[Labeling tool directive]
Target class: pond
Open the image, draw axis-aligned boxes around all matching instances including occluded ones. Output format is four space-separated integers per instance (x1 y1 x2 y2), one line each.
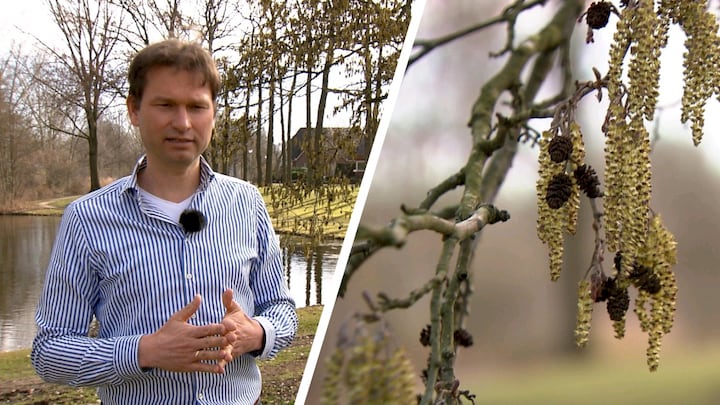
0 215 340 352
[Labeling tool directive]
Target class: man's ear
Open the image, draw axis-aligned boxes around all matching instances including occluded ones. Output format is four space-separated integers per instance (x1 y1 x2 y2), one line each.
127 96 140 126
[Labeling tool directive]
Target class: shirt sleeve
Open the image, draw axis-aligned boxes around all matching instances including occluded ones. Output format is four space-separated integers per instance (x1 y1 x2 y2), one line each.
249 188 298 359
31 204 146 386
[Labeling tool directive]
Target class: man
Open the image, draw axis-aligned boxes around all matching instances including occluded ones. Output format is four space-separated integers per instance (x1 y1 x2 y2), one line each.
31 39 297 405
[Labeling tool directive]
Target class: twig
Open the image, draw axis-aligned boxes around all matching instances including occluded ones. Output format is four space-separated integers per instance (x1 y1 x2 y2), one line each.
409 0 548 67
419 168 466 211
376 274 447 310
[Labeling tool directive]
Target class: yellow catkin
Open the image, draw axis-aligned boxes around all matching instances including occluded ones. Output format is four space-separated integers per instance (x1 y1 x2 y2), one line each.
634 214 678 371
386 348 417 402
604 82 652 264
634 290 651 332
627 0 665 121
603 2 634 256
324 320 418 404
662 0 720 145
568 122 586 167
647 324 663 372
321 348 346 405
566 123 584 235
626 119 651 260
536 131 569 281
574 280 593 348
612 318 626 340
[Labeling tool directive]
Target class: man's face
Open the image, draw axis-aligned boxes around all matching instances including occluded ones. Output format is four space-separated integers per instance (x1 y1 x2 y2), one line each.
127 66 215 170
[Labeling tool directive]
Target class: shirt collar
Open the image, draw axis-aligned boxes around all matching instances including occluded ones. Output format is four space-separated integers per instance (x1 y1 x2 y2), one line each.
121 155 216 195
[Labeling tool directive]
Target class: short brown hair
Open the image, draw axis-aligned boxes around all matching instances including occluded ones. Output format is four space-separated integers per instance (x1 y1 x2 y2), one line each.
127 39 221 105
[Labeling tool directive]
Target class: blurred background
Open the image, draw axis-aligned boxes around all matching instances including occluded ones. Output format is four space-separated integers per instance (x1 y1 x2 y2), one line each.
306 1 720 404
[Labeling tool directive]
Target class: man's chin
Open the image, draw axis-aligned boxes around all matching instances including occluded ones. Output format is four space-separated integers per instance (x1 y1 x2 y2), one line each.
156 153 201 168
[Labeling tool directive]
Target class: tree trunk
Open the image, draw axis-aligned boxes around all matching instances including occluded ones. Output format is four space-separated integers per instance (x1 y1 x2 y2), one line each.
243 86 251 180
87 113 100 191
255 75 263 185
313 50 334 186
285 69 298 184
266 79 275 186
305 68 313 186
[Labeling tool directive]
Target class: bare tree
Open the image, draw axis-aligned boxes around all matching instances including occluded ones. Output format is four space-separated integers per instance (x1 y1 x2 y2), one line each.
0 49 34 205
111 0 190 50
35 0 123 191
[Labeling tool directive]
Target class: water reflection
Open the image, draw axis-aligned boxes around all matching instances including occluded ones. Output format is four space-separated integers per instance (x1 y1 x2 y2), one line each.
0 216 60 352
281 235 340 308
0 216 339 352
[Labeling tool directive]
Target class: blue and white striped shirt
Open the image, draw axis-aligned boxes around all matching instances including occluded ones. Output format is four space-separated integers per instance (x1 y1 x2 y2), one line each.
31 156 297 404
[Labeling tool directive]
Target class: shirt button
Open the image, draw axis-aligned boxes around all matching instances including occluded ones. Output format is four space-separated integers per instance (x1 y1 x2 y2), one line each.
198 392 204 400
186 273 193 280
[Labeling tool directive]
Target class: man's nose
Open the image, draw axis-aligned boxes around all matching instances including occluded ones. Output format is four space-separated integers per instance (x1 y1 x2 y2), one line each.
172 107 192 131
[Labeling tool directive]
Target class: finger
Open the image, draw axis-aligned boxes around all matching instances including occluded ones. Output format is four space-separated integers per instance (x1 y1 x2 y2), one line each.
221 318 238 334
217 344 233 370
189 323 227 339
188 361 225 375
195 335 229 350
222 289 240 313
195 346 232 362
222 325 238 341
172 294 202 322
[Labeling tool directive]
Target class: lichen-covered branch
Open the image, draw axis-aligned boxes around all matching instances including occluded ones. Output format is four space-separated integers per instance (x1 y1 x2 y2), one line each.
331 1 599 403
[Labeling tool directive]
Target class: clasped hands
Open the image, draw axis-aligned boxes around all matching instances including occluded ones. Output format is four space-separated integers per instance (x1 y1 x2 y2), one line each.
138 289 264 374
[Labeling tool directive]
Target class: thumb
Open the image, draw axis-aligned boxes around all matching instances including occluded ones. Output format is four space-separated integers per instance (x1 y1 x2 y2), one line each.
173 294 202 322
222 289 241 313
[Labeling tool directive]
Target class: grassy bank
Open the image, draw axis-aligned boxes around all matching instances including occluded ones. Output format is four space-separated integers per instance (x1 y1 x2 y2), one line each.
0 305 322 405
4 184 358 239
262 184 358 240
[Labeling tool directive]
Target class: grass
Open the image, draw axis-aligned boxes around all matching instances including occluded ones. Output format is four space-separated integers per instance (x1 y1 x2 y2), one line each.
0 305 322 405
471 344 720 404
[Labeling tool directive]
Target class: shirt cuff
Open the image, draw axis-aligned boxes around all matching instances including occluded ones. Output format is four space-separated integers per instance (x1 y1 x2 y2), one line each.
252 316 275 359
114 335 147 379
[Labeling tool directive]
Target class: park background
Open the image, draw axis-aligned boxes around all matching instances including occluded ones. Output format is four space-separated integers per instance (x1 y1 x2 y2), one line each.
0 0 415 403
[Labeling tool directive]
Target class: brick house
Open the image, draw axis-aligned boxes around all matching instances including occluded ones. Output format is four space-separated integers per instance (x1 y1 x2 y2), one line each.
288 127 369 182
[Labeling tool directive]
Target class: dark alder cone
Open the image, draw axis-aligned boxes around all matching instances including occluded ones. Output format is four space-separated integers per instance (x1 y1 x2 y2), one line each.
607 285 630 321
630 264 662 295
179 209 207 233
574 164 602 198
548 136 573 163
419 325 431 347
595 276 615 303
545 173 573 209
454 328 474 348
586 1 613 29
614 251 622 272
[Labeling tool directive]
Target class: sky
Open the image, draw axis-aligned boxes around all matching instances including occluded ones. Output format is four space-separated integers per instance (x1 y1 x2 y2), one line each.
1 0 57 50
